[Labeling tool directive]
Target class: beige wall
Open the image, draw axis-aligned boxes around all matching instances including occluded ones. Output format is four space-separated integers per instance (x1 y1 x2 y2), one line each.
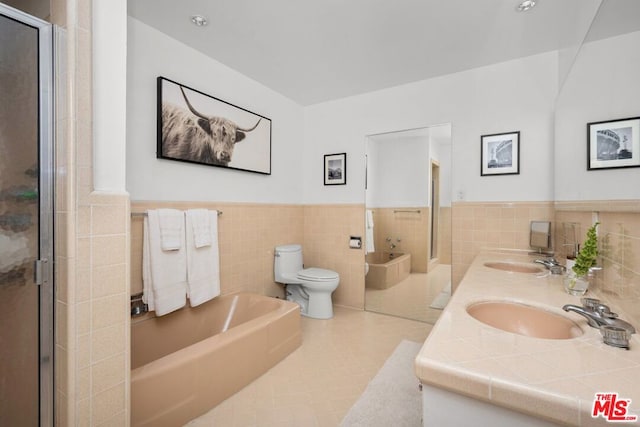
451 200 640 330
130 201 304 299
129 203 363 310
53 0 131 425
451 201 555 288
555 200 640 330
130 203 451 313
303 204 365 309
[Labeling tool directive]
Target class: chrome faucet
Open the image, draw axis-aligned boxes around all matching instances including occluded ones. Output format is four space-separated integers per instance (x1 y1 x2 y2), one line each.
534 257 565 274
130 292 149 317
385 237 397 250
563 298 636 335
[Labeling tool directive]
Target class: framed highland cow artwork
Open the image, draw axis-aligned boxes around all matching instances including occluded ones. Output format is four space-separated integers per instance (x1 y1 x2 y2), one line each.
157 77 272 174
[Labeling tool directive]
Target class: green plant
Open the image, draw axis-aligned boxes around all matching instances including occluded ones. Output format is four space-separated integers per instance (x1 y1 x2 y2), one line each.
572 222 599 277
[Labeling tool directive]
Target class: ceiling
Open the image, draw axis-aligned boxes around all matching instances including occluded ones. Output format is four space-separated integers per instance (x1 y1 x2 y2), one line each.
128 0 639 106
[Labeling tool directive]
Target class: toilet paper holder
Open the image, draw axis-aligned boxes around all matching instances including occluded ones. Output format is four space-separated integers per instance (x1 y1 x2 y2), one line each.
349 236 362 249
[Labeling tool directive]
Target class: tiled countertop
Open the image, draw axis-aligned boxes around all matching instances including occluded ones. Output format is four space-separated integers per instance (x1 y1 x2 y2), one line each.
415 250 640 426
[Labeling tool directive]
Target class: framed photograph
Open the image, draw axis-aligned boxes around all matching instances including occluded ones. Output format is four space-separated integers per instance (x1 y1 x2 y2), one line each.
157 76 272 175
480 131 520 176
587 116 640 170
324 153 347 185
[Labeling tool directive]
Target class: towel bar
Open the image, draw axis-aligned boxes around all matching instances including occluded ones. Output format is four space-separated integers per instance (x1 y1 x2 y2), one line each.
131 210 223 217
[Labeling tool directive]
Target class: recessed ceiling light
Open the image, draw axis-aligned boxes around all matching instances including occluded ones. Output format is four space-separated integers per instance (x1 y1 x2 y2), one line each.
516 0 537 12
190 15 208 27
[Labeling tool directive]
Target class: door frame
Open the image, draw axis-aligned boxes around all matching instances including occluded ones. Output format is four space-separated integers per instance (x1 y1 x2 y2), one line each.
0 4 55 425
430 159 440 262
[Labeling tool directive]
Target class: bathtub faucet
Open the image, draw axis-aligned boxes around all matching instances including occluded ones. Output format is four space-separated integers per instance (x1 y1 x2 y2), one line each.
385 237 395 249
386 237 400 250
130 292 148 316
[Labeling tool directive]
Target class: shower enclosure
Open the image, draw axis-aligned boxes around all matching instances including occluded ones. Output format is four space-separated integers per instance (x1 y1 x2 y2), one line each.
0 4 54 426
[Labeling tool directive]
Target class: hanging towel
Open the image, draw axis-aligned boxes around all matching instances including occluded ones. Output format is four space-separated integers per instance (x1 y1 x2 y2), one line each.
188 208 212 248
366 209 375 228
142 210 187 316
185 209 221 307
142 218 155 312
365 210 375 254
157 208 184 251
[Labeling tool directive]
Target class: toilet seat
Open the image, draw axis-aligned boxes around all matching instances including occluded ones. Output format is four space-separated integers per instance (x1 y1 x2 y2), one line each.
297 268 339 282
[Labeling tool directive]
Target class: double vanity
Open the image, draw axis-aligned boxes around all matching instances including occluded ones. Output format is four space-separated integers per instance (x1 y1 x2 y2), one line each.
415 250 639 426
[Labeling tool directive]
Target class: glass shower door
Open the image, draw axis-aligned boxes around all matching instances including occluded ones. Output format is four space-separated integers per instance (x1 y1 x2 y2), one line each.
0 5 53 426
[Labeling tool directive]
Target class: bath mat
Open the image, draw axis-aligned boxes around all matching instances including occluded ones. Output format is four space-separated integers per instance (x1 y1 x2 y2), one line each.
340 340 423 427
429 281 451 310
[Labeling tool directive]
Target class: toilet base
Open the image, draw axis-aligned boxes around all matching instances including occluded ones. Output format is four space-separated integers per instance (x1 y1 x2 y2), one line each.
285 284 308 315
285 284 334 319
306 292 334 319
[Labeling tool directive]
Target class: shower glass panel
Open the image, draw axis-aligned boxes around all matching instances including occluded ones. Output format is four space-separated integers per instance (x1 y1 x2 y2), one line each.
0 5 53 426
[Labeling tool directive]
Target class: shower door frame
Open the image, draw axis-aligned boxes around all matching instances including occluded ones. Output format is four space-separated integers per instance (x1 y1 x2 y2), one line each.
1 4 55 426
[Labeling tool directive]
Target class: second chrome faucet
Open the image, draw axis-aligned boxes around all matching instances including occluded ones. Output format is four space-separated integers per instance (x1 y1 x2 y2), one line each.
563 298 635 334
534 257 566 275
563 298 635 348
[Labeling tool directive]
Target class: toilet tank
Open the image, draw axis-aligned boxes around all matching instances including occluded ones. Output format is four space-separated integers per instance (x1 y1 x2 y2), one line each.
274 244 303 283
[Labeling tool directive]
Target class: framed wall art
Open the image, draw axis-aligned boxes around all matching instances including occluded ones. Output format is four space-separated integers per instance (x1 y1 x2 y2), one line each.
480 131 520 176
324 153 347 185
587 116 640 170
157 76 272 175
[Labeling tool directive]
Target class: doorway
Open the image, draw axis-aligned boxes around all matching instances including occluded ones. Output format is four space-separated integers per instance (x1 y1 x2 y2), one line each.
364 123 452 324
0 4 54 426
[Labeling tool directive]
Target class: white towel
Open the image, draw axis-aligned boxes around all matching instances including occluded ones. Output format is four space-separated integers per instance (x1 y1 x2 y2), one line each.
185 210 221 307
365 210 375 254
142 210 187 316
157 208 184 250
366 209 375 229
142 218 155 311
188 208 212 248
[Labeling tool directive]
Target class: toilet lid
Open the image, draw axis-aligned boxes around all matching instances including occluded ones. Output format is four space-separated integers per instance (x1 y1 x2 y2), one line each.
297 268 339 281
276 244 302 253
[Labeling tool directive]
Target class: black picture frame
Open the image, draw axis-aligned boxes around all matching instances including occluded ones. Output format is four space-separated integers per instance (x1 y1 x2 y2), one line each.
324 153 347 185
157 76 272 175
587 116 640 170
480 131 520 176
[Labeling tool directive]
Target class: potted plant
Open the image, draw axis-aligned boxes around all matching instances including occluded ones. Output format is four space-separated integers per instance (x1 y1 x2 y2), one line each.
564 222 599 296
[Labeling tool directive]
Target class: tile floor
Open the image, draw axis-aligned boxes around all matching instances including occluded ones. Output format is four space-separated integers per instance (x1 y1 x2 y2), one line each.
365 265 451 324
186 307 432 426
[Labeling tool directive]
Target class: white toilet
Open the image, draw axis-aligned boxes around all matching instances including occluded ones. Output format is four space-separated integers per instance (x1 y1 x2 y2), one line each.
274 244 339 319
